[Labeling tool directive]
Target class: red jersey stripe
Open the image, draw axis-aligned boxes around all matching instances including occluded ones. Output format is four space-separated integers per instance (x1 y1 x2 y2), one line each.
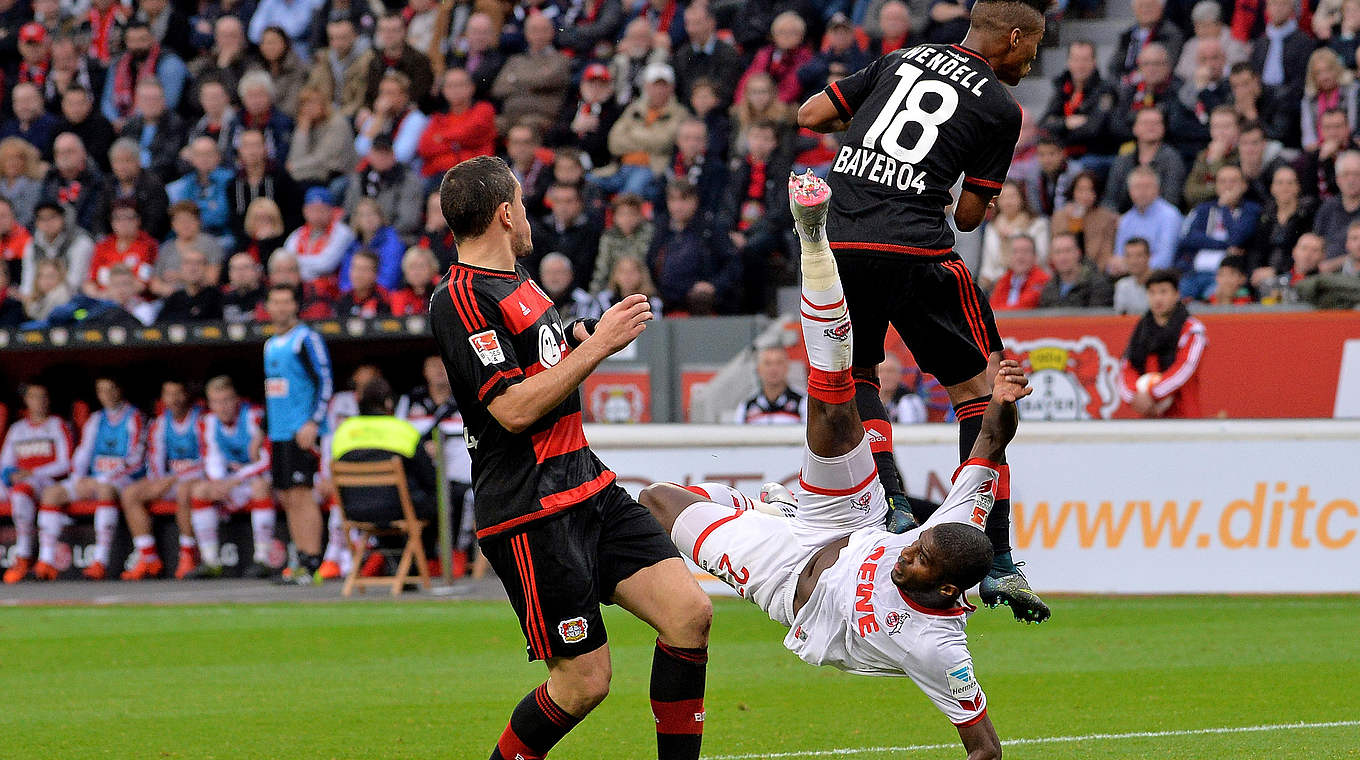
830 241 952 256
691 510 742 559
963 176 1003 189
498 280 554 335
540 470 615 509
651 698 707 735
829 81 852 115
530 412 589 464
477 368 524 401
799 467 879 496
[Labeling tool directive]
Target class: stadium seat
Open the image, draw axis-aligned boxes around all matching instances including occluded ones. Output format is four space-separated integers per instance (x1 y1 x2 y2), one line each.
332 457 430 597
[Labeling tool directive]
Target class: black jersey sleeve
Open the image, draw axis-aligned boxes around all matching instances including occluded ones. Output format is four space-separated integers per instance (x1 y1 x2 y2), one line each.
961 103 1022 198
823 52 899 121
430 285 525 405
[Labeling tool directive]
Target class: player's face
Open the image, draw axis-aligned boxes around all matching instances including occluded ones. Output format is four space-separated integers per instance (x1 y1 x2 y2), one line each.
266 289 299 326
1146 282 1179 319
24 386 49 417
508 183 534 259
998 29 1044 86
95 379 122 410
162 383 188 415
891 529 947 591
208 388 239 421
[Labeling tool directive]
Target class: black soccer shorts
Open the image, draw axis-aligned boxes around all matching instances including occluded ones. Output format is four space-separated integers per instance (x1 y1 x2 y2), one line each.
271 440 319 490
836 252 1004 387
480 483 681 662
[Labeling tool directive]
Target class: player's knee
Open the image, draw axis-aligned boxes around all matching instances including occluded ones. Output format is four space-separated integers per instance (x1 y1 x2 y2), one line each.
559 663 611 711
40 485 63 503
659 584 713 647
250 480 270 500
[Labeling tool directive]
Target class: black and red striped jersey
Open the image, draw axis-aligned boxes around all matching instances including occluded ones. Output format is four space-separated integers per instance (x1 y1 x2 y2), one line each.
430 261 613 539
823 44 1022 257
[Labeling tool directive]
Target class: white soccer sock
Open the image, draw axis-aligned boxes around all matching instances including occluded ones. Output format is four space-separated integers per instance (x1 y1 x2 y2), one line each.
322 506 346 563
192 508 220 567
36 508 67 564
179 534 197 549
250 508 276 563
686 482 756 511
92 505 119 565
9 490 36 558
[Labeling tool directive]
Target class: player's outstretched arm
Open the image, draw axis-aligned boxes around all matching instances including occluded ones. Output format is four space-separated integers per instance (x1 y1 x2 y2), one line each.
953 189 996 233
487 294 652 433
957 713 1002 760
969 359 1030 464
796 92 849 134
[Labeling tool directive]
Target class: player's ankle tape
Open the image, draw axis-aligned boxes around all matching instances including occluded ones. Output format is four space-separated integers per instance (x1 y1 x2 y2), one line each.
808 368 855 404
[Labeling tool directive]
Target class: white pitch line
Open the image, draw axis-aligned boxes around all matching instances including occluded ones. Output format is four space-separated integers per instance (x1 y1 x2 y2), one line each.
706 719 1360 759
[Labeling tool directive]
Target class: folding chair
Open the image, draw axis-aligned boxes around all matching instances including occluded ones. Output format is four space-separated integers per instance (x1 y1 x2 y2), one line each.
332 457 431 596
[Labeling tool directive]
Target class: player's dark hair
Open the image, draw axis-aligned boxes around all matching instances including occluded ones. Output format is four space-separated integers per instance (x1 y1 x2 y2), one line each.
352 248 380 269
1229 61 1258 78
1146 268 1180 290
1219 255 1248 275
1124 236 1151 256
358 377 394 416
439 155 519 243
1240 120 1265 138
971 0 1046 34
932 524 994 592
268 282 300 302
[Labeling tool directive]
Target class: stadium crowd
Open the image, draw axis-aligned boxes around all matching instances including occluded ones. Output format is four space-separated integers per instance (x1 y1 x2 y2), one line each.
0 0 1357 332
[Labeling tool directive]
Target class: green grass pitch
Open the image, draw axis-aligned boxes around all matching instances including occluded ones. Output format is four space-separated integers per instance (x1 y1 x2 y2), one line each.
4 596 1358 759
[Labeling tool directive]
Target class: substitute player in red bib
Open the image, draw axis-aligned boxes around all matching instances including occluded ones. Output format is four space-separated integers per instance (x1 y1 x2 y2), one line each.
640 175 1025 758
796 0 1050 623
431 156 712 760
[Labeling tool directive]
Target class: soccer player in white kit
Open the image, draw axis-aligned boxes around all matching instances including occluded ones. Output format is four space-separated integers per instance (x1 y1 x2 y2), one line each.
641 173 1026 759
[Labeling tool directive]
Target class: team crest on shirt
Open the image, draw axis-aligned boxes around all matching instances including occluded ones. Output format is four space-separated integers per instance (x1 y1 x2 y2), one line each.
884 610 905 635
850 491 873 512
469 330 505 366
558 617 589 644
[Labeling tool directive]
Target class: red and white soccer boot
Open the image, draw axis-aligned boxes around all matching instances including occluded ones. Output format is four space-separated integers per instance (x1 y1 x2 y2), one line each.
121 556 164 581
174 547 200 579
3 557 33 584
316 560 342 580
32 560 59 581
83 561 107 580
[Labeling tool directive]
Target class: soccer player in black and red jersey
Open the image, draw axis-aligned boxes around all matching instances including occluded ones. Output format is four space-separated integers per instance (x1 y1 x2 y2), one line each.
430 156 712 760
796 0 1051 623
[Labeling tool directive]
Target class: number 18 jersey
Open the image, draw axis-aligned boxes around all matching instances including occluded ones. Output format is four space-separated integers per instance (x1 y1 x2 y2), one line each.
824 44 1022 257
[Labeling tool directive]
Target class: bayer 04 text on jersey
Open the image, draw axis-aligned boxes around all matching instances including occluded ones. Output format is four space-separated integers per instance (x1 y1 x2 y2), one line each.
831 145 929 194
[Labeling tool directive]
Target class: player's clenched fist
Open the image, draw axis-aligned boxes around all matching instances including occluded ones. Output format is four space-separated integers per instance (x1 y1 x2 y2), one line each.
992 359 1032 404
590 293 653 355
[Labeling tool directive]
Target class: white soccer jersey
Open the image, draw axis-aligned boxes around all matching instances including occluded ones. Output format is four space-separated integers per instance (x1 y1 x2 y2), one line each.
0 416 73 482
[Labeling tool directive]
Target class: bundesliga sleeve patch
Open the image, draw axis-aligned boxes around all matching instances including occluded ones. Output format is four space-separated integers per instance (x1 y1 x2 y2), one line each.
469 330 506 366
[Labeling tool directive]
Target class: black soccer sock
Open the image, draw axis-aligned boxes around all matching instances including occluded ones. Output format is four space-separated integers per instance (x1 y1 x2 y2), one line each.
954 395 1013 556
299 551 322 573
651 638 707 760
489 683 582 760
853 373 904 498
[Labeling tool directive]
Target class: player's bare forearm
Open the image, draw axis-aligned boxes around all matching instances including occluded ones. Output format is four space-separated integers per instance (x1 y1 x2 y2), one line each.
797 92 849 133
486 341 611 433
953 189 994 232
970 360 1030 463
957 714 1001 760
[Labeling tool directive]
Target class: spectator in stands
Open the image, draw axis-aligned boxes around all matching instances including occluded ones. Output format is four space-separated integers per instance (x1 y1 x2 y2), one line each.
0 83 60 160
1110 44 1197 155
600 63 686 200
100 22 187 127
168 137 236 251
286 85 357 191
1177 2 1248 83
1323 0 1360 64
447 13 504 104
229 129 302 242
1208 254 1254 304
248 0 320 56
188 17 252 104
56 86 114 174
979 180 1049 291
726 119 794 314
1040 233 1114 308
1313 150 1360 259
367 13 434 111
88 199 156 296
155 202 224 297
389 246 438 316
1250 164 1318 290
738 12 813 105
419 190 456 270
674 2 744 107
1227 63 1289 146
734 346 805 424
688 79 732 161
797 13 868 100
538 251 597 322
1042 40 1117 160
554 0 625 58
241 198 289 264
1113 237 1154 314
591 193 654 293
417 68 496 181
1052 172 1119 274
135 0 192 60
335 249 391 317
81 0 129 67
990 233 1051 311
1294 108 1352 200
594 255 663 315
259 250 335 320
1177 164 1260 299
48 40 108 123
252 26 307 116
342 197 404 291
85 264 158 326
924 0 972 44
1120 268 1207 418
305 19 373 119
116 79 186 184
610 17 669 107
649 178 740 315
731 72 795 159
1105 108 1187 212
531 183 601 290
669 118 728 216
547 64 623 173
1111 0 1185 84
223 252 266 323
355 71 427 168
1238 120 1287 202
284 187 354 285
98 138 170 241
345 136 423 241
1277 232 1327 300
1183 105 1241 208
21 200 93 295
0 265 24 326
1341 220 1360 276
230 72 294 166
1250 0 1314 107
552 148 607 221
492 13 571 132
41 132 106 234
185 80 237 169
1030 137 1083 217
875 354 927 425
1301 49 1359 154
0 198 28 284
14 23 55 93
22 258 71 322
0 137 43 228
157 248 223 322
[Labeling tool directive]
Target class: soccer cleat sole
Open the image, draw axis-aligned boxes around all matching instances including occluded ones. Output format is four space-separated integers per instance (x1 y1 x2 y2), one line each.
980 574 1052 624
789 170 831 240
